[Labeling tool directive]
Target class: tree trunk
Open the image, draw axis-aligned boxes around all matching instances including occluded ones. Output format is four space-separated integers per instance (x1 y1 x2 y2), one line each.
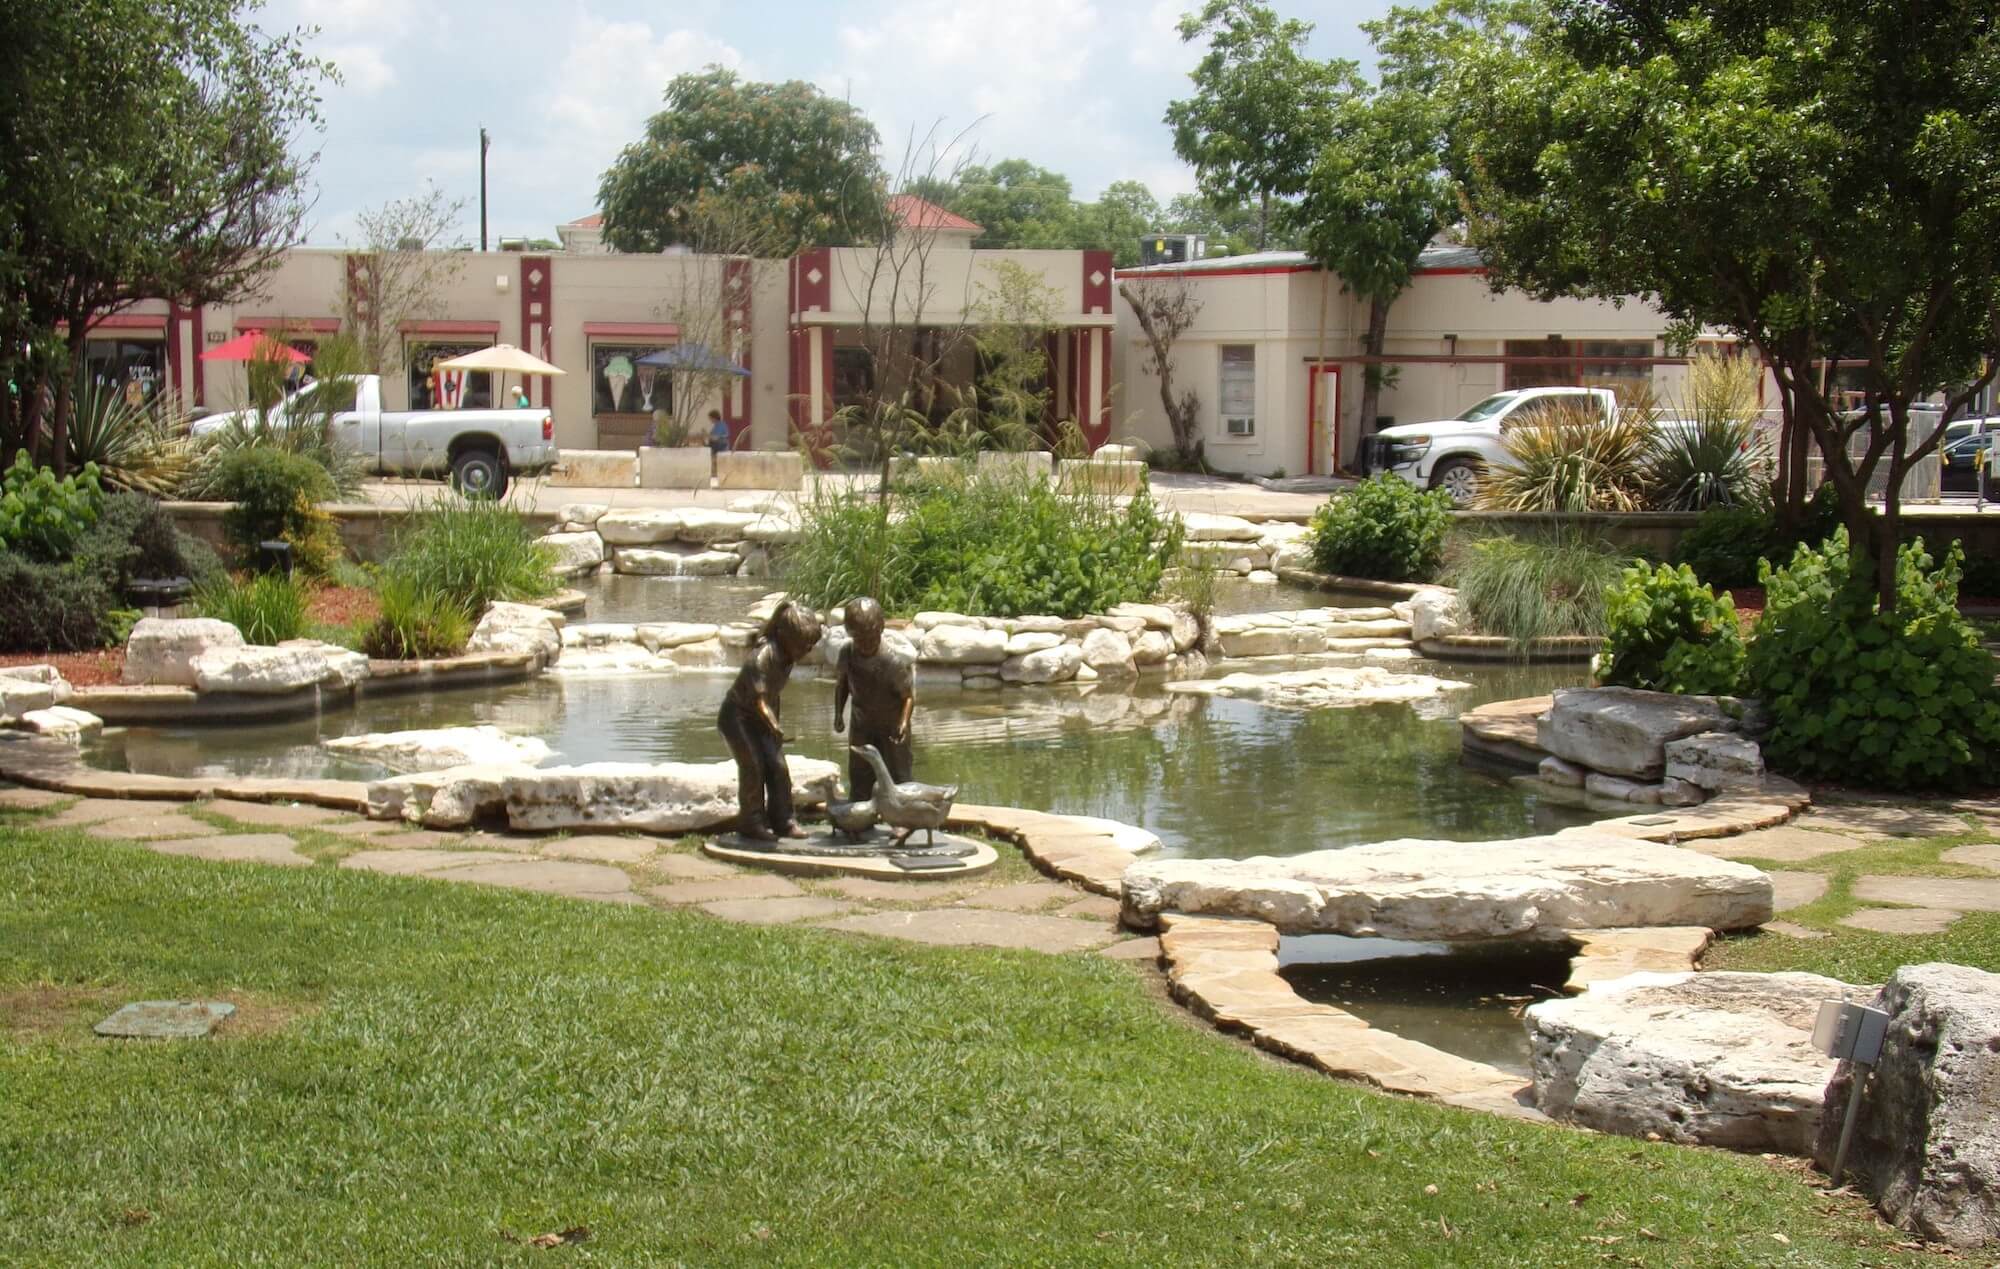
1354 295 1392 471
1256 190 1271 252
49 330 82 478
1313 269 1329 475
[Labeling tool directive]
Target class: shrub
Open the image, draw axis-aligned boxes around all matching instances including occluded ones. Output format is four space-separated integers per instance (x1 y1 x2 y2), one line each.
360 574 473 659
194 571 311 645
0 553 117 652
1644 416 1764 511
1746 530 2000 790
210 446 341 575
1597 563 1746 694
1307 475 1452 582
375 497 557 617
0 453 103 559
1476 405 1651 512
1673 485 1843 590
783 471 1180 618
1448 529 1634 648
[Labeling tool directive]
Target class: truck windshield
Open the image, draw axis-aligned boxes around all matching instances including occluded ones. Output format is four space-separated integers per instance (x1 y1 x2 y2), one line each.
1455 393 1517 423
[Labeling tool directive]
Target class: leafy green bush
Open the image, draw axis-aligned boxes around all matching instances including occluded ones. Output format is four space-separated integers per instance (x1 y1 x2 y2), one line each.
1448 529 1635 648
360 574 473 659
0 553 117 652
1597 563 1746 694
210 447 341 575
375 498 557 617
194 571 311 645
1673 485 1842 590
1746 530 2000 790
783 472 1181 618
1307 475 1451 582
0 453 103 559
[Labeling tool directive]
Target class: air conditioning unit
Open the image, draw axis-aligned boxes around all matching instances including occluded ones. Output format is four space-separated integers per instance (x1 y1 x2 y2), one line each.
1224 416 1254 436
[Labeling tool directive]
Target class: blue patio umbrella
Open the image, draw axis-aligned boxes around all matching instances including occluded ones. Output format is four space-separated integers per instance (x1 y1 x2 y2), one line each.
634 343 750 376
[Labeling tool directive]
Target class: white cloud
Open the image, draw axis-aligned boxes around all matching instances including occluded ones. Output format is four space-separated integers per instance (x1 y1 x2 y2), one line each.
545 19 746 151
323 42 394 95
289 0 414 39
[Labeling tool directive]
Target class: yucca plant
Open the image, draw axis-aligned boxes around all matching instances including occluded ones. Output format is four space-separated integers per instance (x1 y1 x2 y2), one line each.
1476 400 1652 512
67 378 197 495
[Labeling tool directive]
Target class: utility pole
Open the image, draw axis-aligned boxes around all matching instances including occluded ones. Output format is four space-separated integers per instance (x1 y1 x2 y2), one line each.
479 126 491 251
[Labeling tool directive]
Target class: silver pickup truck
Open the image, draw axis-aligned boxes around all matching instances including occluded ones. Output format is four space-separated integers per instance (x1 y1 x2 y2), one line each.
191 373 559 497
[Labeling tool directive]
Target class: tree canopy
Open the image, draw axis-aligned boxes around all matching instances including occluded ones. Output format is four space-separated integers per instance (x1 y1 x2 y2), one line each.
0 0 328 470
1453 0 2000 610
1164 0 1348 249
597 70 884 255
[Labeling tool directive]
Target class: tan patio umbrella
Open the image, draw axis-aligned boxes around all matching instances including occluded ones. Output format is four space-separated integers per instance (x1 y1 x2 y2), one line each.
432 343 565 408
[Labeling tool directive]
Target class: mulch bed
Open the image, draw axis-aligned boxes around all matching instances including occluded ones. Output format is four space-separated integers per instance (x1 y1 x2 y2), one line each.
0 649 125 687
306 585 379 629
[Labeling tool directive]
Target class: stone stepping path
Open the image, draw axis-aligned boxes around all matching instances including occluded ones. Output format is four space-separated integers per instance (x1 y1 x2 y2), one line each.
1942 844 2000 871
821 908 1119 954
47 797 184 827
150 833 310 867
1792 802 1969 839
0 787 65 810
961 880 1078 912
1694 825 1869 863
1839 907 1961 935
85 814 210 841
1852 875 2000 912
1767 870 1829 912
650 876 801 905
542 835 661 864
205 799 347 829
700 896 856 925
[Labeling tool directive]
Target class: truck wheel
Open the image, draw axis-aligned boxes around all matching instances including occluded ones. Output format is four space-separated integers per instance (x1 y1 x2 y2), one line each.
451 447 507 499
1431 457 1482 507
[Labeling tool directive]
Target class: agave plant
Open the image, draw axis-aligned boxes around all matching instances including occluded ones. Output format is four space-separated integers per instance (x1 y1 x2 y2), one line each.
66 377 197 495
1644 351 1769 510
1476 401 1652 512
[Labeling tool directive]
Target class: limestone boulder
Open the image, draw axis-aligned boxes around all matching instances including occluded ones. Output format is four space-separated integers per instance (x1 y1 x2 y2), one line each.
366 763 518 826
1526 970 1850 1154
1121 831 1775 937
595 508 686 546
17 704 102 742
1538 687 1751 780
557 502 608 528
539 531 606 575
1815 963 2000 1250
1000 643 1083 684
278 639 370 689
191 645 330 695
1080 627 1136 679
1181 512 1261 542
1132 629 1174 666
1396 590 1463 642
0 677 57 723
123 617 244 687
1170 610 1202 652
1 663 73 705
1166 666 1471 712
1005 631 1065 656
920 624 1009 665
500 757 841 832
466 602 563 664
1108 602 1177 629
677 549 742 577
327 725 553 774
1539 756 1586 788
1665 731 1765 792
635 622 720 652
611 547 687 576
674 508 757 543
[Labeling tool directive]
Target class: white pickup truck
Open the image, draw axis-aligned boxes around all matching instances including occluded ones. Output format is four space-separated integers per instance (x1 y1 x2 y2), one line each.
1365 386 1620 505
191 373 559 498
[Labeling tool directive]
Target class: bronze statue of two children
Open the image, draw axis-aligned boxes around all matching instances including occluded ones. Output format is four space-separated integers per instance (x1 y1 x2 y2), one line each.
717 597 914 841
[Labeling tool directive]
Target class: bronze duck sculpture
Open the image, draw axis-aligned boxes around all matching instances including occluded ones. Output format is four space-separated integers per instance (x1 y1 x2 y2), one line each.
853 744 956 846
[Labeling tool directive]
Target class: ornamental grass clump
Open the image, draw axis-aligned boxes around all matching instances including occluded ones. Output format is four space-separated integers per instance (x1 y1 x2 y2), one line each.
375 496 557 617
194 570 311 645
1597 562 1745 695
1746 530 2000 790
1447 528 1635 649
782 470 1180 619
1306 474 1451 582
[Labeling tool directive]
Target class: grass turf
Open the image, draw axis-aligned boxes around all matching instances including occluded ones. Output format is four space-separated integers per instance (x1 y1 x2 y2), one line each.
0 822 1921 1266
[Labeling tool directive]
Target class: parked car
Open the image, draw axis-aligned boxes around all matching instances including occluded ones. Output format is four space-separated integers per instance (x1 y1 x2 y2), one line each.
1365 386 1620 505
191 374 558 497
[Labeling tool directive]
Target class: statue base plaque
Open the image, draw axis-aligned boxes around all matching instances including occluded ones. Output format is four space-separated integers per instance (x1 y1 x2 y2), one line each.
705 824 997 880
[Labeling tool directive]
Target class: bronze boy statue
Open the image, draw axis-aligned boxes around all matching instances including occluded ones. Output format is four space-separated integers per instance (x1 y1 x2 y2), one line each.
832 597 915 801
718 600 822 841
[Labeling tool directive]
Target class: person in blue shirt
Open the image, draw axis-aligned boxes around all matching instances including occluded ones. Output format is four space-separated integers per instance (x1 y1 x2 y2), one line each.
707 409 731 454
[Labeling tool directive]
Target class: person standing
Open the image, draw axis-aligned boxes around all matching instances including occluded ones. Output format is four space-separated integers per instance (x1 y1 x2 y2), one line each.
707 408 731 455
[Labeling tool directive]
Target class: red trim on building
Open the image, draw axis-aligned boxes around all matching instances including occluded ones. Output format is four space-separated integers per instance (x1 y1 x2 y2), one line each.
399 319 501 335
581 321 681 338
520 256 553 408
234 316 342 334
1114 262 1490 281
722 257 752 446
788 249 834 458
1306 363 1342 477
1082 250 1113 316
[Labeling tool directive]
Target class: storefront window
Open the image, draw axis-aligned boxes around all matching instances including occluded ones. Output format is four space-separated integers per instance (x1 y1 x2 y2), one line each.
1218 345 1256 437
407 342 492 409
82 337 166 410
1504 339 1655 392
591 344 673 417
832 347 875 409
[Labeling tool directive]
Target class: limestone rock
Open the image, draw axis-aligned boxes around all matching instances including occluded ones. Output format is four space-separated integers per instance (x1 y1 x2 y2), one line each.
920 624 1009 665
677 549 741 577
1000 643 1083 684
1108 602 1178 629
327 725 552 774
467 602 563 664
366 763 517 826
1815 963 2000 1249
635 622 720 652
1080 627 1136 679
1132 629 1174 666
1584 772 1666 804
1170 610 1201 652
1094 614 1148 634
1121 831 1775 937
912 611 972 629
1665 731 1766 792
557 502 607 528
539 530 606 575
673 508 757 543
17 704 102 741
1525 970 1850 1153
1397 590 1463 642
123 617 244 687
1181 512 1261 541
1539 756 1587 788
278 639 369 689
0 677 57 722
1 663 73 705
611 547 686 576
1165 666 1471 712
1538 687 1751 780
1004 631 1064 656
595 508 686 546
500 758 841 833
191 645 330 695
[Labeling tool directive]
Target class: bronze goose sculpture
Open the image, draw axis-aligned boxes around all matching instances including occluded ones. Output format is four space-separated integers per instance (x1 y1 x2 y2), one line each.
852 744 956 846
826 792 879 842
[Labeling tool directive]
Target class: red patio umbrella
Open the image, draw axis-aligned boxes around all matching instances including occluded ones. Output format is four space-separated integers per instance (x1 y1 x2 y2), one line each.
198 330 310 362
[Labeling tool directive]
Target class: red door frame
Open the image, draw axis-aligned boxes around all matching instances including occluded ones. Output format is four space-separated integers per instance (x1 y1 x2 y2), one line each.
1306 362 1341 477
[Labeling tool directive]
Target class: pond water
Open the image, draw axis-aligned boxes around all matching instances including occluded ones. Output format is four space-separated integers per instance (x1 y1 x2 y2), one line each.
1279 935 1576 1076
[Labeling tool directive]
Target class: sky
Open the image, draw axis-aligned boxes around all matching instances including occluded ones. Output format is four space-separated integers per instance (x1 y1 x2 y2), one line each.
261 0 1395 246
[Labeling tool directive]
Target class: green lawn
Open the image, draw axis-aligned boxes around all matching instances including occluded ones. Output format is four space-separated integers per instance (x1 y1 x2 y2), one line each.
0 822 1920 1266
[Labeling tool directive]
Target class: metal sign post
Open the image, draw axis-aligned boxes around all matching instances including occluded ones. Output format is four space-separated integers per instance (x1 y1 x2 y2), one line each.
1813 998 1891 1187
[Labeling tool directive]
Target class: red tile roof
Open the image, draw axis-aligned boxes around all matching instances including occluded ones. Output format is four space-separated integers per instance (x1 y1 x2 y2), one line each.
888 194 982 234
566 212 604 228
